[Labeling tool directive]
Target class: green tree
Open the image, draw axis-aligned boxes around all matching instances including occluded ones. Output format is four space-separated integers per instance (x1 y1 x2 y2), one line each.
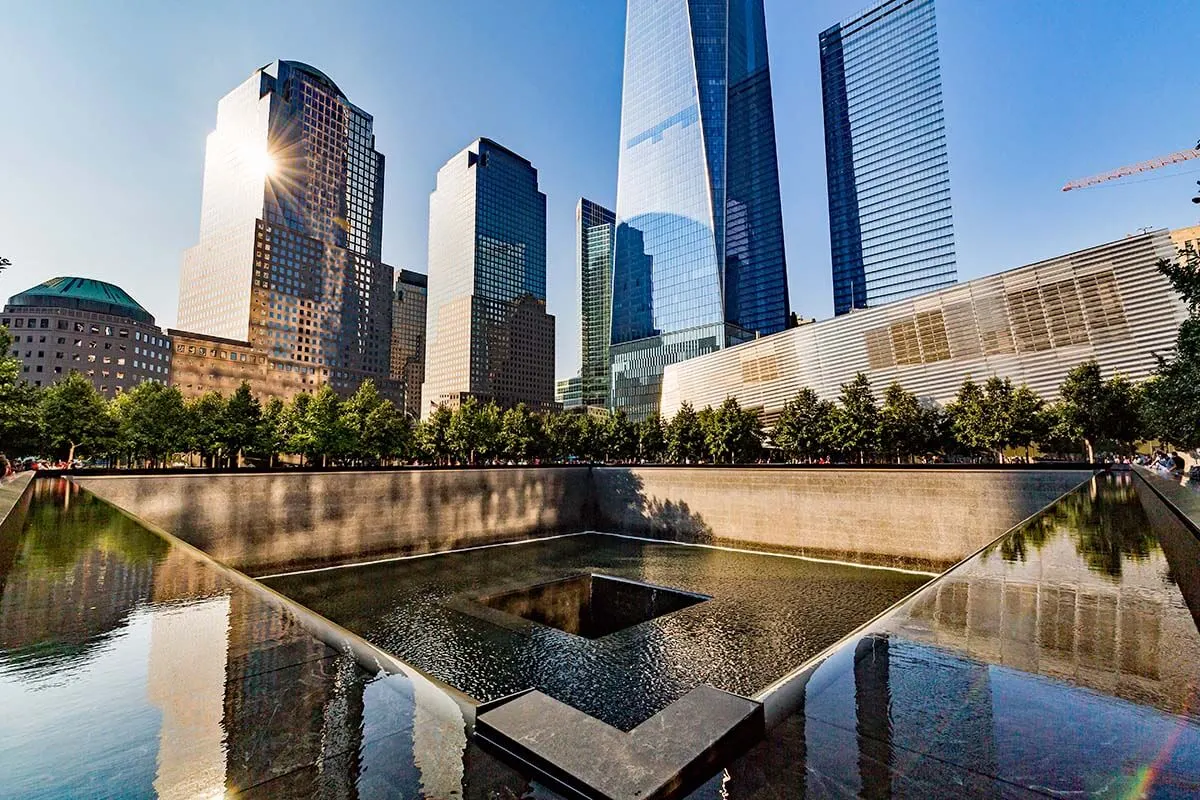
665 402 705 463
705 396 763 464
1143 243 1200 450
1008 385 1046 460
39 371 112 462
111 382 188 466
832 373 880 463
1142 334 1200 451
419 404 454 464
280 393 314 464
448 397 485 464
542 412 579 462
1100 374 1143 455
1157 240 1200 314
636 414 666 462
253 397 287 466
305 385 349 466
363 400 412 464
500 403 540 462
771 388 835 462
604 410 637 462
948 378 988 458
340 380 384 463
575 413 608 462
222 382 262 467
1057 363 1105 461
185 391 226 467
949 377 1024 461
696 406 716 461
920 399 953 458
476 401 503 462
0 326 41 456
980 377 1017 460
879 383 925 463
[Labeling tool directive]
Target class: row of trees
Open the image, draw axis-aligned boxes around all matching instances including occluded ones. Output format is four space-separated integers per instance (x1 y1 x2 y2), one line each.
769 365 1140 464
2 243 1197 467
0 353 1160 468
19 373 417 468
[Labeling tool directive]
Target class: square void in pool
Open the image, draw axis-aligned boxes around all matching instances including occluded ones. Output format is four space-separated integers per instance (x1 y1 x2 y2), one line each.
263 533 929 730
478 573 710 639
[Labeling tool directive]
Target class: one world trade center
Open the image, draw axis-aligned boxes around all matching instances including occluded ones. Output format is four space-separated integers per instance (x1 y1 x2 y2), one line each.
610 0 790 420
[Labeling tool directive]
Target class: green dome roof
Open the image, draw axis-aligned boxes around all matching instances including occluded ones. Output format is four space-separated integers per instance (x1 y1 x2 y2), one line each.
7 277 155 325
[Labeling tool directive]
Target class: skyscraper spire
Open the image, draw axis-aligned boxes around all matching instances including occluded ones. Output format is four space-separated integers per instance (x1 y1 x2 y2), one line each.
610 0 789 421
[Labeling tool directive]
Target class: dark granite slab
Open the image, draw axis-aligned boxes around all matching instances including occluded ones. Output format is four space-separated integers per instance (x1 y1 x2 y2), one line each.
478 684 763 800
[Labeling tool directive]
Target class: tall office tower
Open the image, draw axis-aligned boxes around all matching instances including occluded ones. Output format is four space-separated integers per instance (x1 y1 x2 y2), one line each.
390 268 428 419
577 198 615 408
611 0 789 421
420 139 555 416
177 60 394 400
821 0 956 316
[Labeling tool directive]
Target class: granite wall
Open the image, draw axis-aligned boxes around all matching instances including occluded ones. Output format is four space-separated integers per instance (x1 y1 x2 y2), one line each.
592 467 1095 571
75 468 593 576
75 466 1095 577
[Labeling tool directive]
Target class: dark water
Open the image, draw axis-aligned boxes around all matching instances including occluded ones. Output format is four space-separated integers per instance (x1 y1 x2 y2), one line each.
6 473 1198 799
264 533 930 730
704 472 1200 799
0 480 483 799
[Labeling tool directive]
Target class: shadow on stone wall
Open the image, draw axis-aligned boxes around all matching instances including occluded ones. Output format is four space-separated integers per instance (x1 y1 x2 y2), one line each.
598 469 714 545
82 469 595 575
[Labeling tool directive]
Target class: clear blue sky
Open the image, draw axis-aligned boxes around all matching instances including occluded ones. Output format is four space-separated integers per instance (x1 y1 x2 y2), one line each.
1 0 1198 379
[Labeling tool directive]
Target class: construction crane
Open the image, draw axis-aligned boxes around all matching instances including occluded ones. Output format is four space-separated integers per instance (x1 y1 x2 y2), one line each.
1062 140 1200 192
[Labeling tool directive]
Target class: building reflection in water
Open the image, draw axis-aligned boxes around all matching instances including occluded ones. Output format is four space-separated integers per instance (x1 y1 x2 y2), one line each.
885 473 1200 718
712 473 1200 799
147 595 230 800
0 480 470 799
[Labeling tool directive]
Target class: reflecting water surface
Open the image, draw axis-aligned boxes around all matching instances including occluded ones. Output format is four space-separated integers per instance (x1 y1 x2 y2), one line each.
0 480 517 799
703 473 1200 799
265 533 928 731
7 473 1197 799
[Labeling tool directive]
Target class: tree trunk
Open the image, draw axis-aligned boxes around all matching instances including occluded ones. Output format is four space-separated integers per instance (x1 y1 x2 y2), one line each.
67 442 77 464
1084 439 1095 463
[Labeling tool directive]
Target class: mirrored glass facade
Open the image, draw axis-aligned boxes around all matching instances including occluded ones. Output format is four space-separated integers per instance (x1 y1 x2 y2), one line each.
611 0 789 421
421 139 555 416
390 268 427 419
821 0 957 316
578 198 615 408
178 60 395 401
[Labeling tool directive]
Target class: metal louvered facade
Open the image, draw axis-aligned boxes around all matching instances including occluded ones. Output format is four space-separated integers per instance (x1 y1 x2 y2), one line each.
661 230 1186 424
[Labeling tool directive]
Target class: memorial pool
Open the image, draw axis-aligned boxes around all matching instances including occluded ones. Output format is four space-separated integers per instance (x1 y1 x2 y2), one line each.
263 533 930 730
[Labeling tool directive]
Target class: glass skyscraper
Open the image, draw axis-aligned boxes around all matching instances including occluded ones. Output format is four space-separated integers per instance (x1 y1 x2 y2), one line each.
390 268 427 419
421 139 555 416
611 0 789 421
821 0 956 316
177 60 394 400
577 198 615 409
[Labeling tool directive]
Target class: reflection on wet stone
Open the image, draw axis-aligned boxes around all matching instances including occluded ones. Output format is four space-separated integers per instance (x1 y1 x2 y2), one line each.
0 480 478 799
715 473 1200 799
4 470 1200 799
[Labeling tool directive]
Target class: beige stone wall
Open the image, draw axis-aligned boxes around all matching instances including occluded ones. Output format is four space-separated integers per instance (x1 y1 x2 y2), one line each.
76 468 593 576
76 466 1095 578
592 467 1094 571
